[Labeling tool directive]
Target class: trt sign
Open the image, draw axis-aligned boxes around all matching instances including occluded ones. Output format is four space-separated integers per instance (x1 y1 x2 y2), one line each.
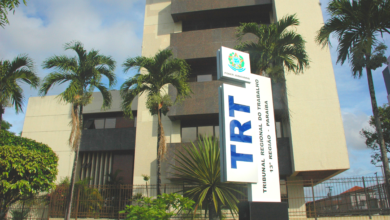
218 46 281 202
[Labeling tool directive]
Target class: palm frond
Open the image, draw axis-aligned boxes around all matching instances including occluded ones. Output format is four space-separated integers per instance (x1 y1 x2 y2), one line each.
171 137 243 218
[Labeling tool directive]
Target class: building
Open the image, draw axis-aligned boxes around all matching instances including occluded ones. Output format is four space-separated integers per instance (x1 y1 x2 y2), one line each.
382 56 390 104
21 0 350 216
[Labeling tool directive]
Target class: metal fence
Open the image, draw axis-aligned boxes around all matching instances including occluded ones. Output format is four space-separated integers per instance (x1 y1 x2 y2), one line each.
284 176 390 219
5 176 390 220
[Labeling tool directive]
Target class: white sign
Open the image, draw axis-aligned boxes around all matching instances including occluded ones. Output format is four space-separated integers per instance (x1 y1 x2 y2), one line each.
217 46 281 202
217 46 251 84
219 83 260 183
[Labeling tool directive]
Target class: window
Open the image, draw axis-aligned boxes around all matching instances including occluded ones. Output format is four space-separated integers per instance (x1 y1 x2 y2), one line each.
95 119 105 129
214 126 219 139
276 122 282 138
197 75 212 82
105 118 116 128
84 116 136 130
182 127 197 142
181 125 219 142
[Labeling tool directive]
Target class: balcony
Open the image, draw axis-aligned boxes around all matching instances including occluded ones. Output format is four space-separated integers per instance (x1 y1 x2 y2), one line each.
170 27 258 60
168 80 285 119
168 80 222 119
80 127 136 152
171 0 272 22
165 137 292 179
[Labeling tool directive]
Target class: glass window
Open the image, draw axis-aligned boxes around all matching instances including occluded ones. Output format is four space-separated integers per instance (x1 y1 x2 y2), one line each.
134 116 137 127
198 126 213 138
182 127 197 143
94 119 105 129
214 126 219 139
276 122 282 138
84 119 94 129
197 75 212 82
105 118 116 129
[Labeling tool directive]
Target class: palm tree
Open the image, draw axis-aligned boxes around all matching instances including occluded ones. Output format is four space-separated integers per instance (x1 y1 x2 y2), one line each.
0 54 39 130
316 0 390 202
39 41 116 220
172 136 244 220
235 14 309 80
121 49 191 195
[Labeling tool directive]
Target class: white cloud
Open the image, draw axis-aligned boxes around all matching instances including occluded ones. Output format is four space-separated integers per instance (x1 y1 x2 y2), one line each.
342 111 371 150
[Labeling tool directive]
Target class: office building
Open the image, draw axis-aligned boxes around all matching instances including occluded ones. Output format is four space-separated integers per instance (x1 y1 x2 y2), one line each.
22 0 350 215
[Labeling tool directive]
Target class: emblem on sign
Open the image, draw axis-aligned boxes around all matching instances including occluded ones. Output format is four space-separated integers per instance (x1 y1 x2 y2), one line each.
228 52 246 72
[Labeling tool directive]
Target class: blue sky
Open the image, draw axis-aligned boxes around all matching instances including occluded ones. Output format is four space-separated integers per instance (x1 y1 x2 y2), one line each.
0 0 388 178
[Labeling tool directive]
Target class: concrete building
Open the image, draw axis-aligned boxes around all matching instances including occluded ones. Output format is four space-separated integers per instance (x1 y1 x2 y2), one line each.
22 0 350 216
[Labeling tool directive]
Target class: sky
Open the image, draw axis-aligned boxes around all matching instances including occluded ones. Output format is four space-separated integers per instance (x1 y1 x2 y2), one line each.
0 0 389 178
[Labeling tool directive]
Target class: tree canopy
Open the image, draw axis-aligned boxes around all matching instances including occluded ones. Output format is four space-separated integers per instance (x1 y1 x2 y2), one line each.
0 54 39 130
235 14 309 80
0 0 27 28
0 130 58 220
0 120 11 131
361 105 390 165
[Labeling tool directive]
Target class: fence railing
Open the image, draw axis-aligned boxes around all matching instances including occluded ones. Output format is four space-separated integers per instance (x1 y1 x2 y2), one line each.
285 176 390 219
5 176 390 220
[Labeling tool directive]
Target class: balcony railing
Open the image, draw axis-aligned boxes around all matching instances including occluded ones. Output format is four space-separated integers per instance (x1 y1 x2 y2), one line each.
171 0 272 22
80 127 136 151
170 27 258 60
168 80 286 118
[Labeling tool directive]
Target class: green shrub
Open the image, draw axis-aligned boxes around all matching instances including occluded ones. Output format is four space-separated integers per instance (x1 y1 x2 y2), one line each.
120 193 194 220
0 130 58 220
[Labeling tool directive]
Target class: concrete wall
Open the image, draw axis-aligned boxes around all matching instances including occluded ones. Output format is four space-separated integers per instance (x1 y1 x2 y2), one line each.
22 96 72 182
133 0 182 185
272 0 350 176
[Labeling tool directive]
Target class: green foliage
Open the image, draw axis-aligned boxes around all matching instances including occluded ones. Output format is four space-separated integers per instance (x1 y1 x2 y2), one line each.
0 130 55 154
361 104 390 164
172 136 244 219
0 54 38 113
1 120 11 131
235 14 309 81
0 0 27 28
40 41 116 109
0 131 58 220
121 49 191 119
119 193 194 220
141 174 150 182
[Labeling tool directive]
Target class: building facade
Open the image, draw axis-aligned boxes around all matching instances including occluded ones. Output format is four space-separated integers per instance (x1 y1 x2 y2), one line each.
22 0 350 215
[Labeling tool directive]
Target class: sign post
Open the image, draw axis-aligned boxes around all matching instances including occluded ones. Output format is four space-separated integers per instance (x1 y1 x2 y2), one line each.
217 46 288 220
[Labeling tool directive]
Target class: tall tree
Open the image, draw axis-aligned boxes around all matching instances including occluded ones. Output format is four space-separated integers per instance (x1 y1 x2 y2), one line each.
0 54 39 130
172 136 243 220
316 0 390 201
121 49 191 195
40 41 116 220
0 120 11 131
235 14 309 80
361 104 390 165
0 0 27 28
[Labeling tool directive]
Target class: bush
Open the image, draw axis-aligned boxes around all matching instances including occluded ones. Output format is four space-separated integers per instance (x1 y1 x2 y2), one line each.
0 130 58 220
120 193 194 220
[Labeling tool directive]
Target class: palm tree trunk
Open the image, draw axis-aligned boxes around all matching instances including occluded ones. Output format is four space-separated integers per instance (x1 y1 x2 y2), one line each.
157 108 162 196
366 66 390 205
208 202 219 220
65 105 83 220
